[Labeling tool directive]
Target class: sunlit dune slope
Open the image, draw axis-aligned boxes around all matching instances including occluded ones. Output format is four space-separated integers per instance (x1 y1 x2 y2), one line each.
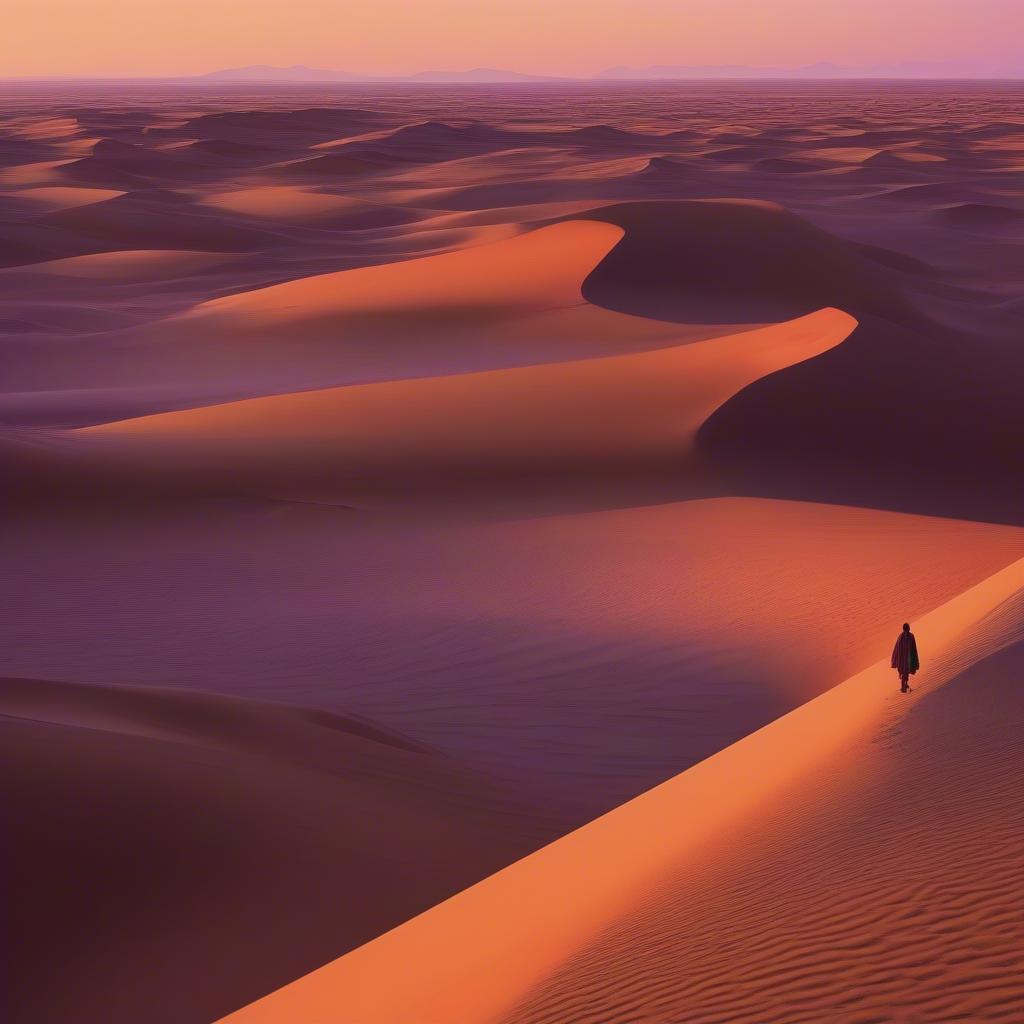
180 220 623 328
59 308 854 503
27 219 749 401
3 185 125 209
218 555 1024 1024
2 249 230 281
198 185 421 229
200 184 358 218
3 677 550 1024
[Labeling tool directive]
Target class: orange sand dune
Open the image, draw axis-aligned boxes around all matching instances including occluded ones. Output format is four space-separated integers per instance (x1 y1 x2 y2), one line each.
201 183 358 217
0 160 75 186
3 185 125 209
795 146 884 164
3 249 230 281
179 220 625 329
200 185 368 219
5 219 762 414
219 553 1024 1024
63 308 854 504
3 116 84 141
200 186 426 230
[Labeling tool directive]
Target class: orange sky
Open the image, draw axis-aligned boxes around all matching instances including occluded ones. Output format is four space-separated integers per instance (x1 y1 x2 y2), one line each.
4 0 1022 78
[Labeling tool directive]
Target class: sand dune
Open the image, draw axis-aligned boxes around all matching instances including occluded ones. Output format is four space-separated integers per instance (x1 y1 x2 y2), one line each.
2 248 230 280
937 201 1024 230
578 199 914 323
0 219 754 408
57 139 212 188
282 150 406 177
3 676 551 1024
178 107 397 145
0 158 74 185
38 189 283 252
51 308 853 504
699 306 1024 522
181 219 621 326
199 185 419 228
200 184 359 218
198 185 424 228
218 553 1024 1024
4 184 124 208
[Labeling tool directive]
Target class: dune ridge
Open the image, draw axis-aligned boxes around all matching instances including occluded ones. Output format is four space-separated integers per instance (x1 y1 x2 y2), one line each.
34 307 853 504
217 553 1024 1024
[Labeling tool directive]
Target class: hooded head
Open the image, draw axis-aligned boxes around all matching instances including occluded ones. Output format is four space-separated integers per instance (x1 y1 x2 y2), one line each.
902 623 911 633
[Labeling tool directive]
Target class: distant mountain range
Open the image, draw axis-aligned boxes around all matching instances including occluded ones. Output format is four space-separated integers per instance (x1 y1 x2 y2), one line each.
193 61 1024 84
597 60 1024 80
197 65 569 83
15 61 1023 85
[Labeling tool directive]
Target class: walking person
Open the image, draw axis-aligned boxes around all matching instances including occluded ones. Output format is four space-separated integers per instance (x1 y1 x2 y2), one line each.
891 622 920 693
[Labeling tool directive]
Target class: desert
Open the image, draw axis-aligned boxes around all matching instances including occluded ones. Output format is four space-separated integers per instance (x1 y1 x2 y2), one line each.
3 76 1023 1024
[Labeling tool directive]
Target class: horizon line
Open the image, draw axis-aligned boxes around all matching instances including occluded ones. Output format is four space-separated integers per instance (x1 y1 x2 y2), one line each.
5 73 1024 84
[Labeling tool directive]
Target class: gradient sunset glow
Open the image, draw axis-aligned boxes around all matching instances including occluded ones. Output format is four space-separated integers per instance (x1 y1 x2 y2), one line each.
4 0 1023 78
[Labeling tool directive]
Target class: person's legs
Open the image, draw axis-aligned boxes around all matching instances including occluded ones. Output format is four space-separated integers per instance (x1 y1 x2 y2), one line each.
900 671 910 692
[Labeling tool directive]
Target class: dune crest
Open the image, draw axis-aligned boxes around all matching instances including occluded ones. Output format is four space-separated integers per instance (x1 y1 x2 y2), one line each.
181 220 623 327
64 308 855 503
217 553 1024 1024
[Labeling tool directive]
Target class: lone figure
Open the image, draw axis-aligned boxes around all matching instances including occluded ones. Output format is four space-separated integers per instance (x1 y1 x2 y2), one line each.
891 622 920 693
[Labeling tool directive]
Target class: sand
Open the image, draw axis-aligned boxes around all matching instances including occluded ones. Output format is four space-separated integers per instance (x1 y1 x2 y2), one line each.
6 498 1023 825
218 555 1024 1024
41 307 850 505
2 184 125 208
2 248 230 280
2 80 1023 1024
4 677 551 1024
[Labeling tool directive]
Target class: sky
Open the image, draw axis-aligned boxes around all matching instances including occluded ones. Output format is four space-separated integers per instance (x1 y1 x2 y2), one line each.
3 0 1023 78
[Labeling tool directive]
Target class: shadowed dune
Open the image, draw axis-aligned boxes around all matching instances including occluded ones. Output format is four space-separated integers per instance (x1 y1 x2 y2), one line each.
578 199 915 323
184 138 287 163
3 676 552 1024
936 201 1024 230
698 309 1024 522
282 150 410 177
37 189 284 253
176 107 398 145
57 138 219 187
